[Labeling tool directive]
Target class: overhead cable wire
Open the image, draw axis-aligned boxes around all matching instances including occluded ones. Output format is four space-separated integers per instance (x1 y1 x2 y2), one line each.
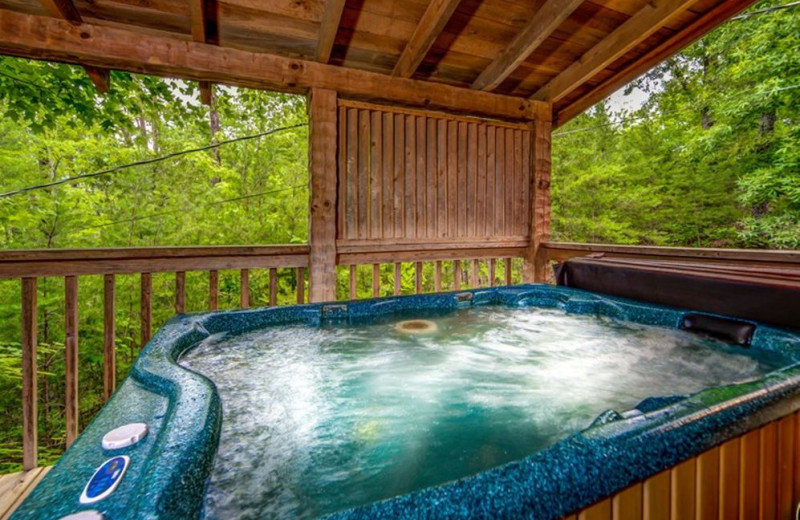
732 0 800 20
75 184 308 232
0 122 308 199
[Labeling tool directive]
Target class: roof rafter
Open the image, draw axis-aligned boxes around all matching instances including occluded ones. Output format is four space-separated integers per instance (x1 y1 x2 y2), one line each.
471 0 583 92
555 0 759 126
316 0 347 63
392 0 461 78
531 0 697 103
38 0 81 24
188 0 219 105
0 10 550 121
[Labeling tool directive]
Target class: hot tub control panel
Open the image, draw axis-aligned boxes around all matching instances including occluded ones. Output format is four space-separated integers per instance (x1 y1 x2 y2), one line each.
79 455 130 505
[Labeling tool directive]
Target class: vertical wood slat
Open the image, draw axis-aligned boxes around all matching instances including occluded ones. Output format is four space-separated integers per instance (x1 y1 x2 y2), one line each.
140 272 152 347
759 422 778 520
611 483 642 520
345 107 358 239
296 267 305 304
21 277 37 471
415 262 422 294
371 110 382 238
740 428 761 520
372 263 380 297
435 260 442 292
643 470 670 520
471 259 479 288
457 120 467 237
269 268 278 306
437 118 447 238
350 265 357 300
405 114 416 239
394 263 402 296
489 258 496 287
416 116 427 239
579 498 611 520
64 275 79 448
175 271 186 314
504 257 512 285
383 112 394 239
670 458 696 520
394 113 404 237
777 415 795 520
695 446 719 520
337 106 347 238
719 437 741 520
103 274 115 401
447 119 458 238
240 269 249 308
453 260 461 290
466 122 476 237
209 270 219 310
358 109 369 239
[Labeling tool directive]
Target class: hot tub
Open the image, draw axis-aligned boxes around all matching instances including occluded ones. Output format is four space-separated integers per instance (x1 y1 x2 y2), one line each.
10 285 800 520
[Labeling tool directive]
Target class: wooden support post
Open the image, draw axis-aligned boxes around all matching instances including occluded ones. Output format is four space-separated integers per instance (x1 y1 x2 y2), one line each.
175 271 186 313
65 275 79 448
435 261 442 292
523 118 552 283
103 274 115 401
269 267 278 306
394 263 401 296
504 258 512 285
471 260 479 288
297 267 305 304
140 272 151 347
209 270 218 310
240 269 249 308
21 277 37 471
308 88 338 302
349 265 357 300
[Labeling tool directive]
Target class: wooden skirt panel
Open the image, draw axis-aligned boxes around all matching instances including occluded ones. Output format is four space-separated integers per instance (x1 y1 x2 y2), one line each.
565 411 800 520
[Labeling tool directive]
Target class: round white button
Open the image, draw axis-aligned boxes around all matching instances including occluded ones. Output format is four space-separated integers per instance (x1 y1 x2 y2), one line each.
101 423 149 450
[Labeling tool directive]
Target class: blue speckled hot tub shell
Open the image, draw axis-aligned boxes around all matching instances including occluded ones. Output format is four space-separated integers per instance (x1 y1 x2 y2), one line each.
11 285 800 520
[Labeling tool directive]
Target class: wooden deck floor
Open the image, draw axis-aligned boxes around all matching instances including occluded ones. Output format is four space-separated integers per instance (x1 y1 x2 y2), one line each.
0 467 51 520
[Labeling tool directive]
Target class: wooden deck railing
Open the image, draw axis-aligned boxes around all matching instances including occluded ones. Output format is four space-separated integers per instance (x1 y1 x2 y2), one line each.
4 245 527 472
5 245 309 471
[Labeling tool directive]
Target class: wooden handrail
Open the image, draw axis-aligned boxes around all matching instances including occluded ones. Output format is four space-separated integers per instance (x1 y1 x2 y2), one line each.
0 245 310 278
542 242 800 267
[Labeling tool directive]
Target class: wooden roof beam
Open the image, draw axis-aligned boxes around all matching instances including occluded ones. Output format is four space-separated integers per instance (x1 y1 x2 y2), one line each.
392 0 462 78
0 10 550 122
199 81 213 105
316 0 347 63
188 0 218 45
38 0 81 25
555 0 758 126
471 0 583 92
531 0 698 103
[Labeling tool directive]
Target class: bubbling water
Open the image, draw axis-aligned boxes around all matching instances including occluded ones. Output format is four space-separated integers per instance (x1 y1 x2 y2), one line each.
180 307 787 520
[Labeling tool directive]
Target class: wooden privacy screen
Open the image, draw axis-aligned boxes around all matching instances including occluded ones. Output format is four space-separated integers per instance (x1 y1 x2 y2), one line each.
336 100 532 246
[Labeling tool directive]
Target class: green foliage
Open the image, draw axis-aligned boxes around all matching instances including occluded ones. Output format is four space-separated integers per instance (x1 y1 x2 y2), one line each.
553 0 800 248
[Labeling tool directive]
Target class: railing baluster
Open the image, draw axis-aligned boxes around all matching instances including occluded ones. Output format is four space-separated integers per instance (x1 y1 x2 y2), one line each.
504 258 512 285
104 274 115 401
175 271 186 314
372 264 380 297
65 275 79 448
489 258 496 287
349 265 357 300
415 262 422 294
454 260 462 290
471 259 479 288
21 277 37 471
269 268 278 306
435 261 442 292
141 272 152 347
209 270 219 311
240 269 250 308
297 267 305 304
394 263 401 296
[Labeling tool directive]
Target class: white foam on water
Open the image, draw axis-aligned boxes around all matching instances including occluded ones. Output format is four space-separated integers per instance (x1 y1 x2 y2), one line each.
180 307 785 520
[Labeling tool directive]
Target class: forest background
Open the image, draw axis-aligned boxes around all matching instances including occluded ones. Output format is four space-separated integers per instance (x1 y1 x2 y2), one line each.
0 0 797 472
